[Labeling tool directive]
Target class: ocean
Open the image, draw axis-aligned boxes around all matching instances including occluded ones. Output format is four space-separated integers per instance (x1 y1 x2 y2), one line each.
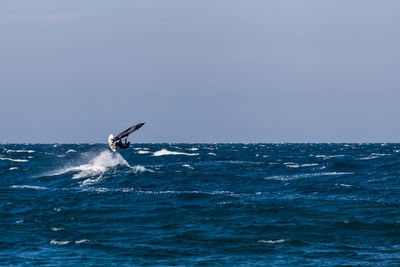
1 143 399 265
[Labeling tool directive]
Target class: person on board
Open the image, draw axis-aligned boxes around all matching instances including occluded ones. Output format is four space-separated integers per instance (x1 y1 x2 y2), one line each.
116 138 130 149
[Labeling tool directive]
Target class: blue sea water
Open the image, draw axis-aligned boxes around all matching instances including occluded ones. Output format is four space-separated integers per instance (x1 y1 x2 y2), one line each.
1 143 400 266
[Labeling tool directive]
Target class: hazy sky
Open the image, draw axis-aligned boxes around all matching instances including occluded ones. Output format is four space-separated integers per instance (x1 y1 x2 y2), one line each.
1 0 400 143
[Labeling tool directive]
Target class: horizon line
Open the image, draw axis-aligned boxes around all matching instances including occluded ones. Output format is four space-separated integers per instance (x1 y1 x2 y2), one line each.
1 142 399 145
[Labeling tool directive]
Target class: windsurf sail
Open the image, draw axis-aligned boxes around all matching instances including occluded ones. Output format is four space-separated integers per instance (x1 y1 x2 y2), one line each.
112 123 145 141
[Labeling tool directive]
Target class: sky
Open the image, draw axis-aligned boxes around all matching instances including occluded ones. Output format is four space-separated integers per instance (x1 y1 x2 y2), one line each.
1 0 400 143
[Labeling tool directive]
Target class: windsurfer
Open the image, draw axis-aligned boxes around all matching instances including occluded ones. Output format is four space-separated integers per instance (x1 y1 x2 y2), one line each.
116 138 130 149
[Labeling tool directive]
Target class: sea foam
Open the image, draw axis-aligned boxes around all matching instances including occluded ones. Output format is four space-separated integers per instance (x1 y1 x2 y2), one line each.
53 150 130 179
0 157 29 163
5 149 35 153
51 150 150 185
153 149 199 157
258 239 288 244
11 185 48 190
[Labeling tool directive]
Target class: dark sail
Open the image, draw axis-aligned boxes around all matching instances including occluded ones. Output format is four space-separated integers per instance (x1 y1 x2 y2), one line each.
113 123 145 141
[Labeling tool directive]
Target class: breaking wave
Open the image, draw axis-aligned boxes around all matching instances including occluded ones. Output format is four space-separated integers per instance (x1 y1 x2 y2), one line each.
153 149 199 157
0 156 29 163
11 185 48 190
51 150 149 181
265 172 354 181
4 149 35 153
258 239 289 244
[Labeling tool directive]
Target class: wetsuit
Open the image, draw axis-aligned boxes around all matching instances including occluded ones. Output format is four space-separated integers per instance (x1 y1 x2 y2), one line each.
116 139 130 149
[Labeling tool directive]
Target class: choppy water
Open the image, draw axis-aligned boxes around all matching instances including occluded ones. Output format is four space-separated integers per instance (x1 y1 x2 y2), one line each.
1 143 400 265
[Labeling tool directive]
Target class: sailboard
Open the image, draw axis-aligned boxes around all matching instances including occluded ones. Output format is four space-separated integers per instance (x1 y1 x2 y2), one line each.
108 123 145 152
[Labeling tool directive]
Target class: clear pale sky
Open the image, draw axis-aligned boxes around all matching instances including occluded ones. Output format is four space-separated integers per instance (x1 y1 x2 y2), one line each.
1 0 400 143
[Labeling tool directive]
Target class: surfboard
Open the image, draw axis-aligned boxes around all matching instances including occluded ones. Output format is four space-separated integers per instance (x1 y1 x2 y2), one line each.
108 123 145 152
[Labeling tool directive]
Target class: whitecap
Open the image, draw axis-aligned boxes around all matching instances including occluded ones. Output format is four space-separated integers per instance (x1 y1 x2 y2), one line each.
0 156 29 163
80 175 104 186
50 240 70 245
315 154 345 159
182 164 194 170
51 227 64 231
5 149 35 153
9 167 18 170
340 184 353 187
81 187 110 193
11 185 48 190
329 155 346 158
207 152 217 156
358 153 389 160
210 191 234 195
132 165 152 172
284 162 300 168
258 239 288 244
66 149 77 154
75 239 90 244
138 150 150 154
301 163 319 167
265 172 354 181
153 149 199 157
52 150 131 180
188 147 199 151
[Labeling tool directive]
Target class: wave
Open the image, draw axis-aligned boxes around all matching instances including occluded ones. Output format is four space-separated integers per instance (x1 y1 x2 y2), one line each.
258 239 288 244
50 240 70 245
182 164 194 170
284 163 319 168
47 150 152 187
265 172 354 181
11 185 48 190
52 150 148 180
315 154 346 160
75 239 90 244
301 163 319 167
0 156 29 163
153 149 199 157
66 149 77 154
79 188 241 196
284 162 300 168
50 239 90 246
5 149 35 153
358 153 390 161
